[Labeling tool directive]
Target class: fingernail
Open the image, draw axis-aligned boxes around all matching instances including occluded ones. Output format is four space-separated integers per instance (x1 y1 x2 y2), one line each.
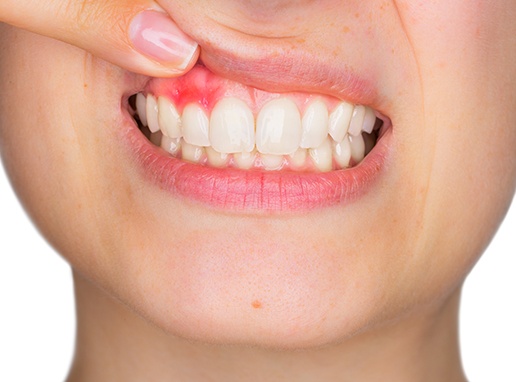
129 10 198 70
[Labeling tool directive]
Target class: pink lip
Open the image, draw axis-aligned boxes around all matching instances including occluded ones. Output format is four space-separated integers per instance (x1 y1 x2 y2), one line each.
122 52 391 213
124 121 390 213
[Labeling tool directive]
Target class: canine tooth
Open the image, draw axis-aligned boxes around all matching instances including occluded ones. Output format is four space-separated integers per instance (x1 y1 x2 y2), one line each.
333 138 351 168
261 154 284 170
234 150 256 170
146 95 160 133
348 105 366 137
181 142 204 163
210 97 255 154
362 107 376 134
256 98 301 155
289 148 307 169
158 97 182 138
182 103 210 146
136 93 148 126
161 135 181 155
300 99 328 149
309 138 333 172
205 147 229 168
348 134 365 163
328 102 353 142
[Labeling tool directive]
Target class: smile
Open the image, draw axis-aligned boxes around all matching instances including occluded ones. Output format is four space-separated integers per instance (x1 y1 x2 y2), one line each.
124 65 392 213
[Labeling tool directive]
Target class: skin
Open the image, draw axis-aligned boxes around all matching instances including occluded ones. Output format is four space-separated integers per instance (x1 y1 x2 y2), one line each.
1 1 516 381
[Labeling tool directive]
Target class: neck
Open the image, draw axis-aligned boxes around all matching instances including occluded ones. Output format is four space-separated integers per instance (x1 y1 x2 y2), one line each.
67 272 466 382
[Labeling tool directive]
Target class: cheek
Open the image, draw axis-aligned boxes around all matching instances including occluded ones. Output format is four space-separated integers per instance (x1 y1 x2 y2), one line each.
395 0 516 278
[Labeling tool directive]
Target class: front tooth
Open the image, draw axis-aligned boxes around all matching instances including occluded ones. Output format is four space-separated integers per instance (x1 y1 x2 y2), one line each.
300 99 328 149
146 95 160 133
158 97 182 138
261 154 284 170
181 142 204 163
362 107 376 134
161 136 181 155
182 103 210 146
234 150 256 170
309 138 333 172
256 98 301 155
205 147 229 168
328 102 353 142
289 148 307 169
348 105 366 137
348 134 365 164
209 97 255 154
333 138 351 168
136 93 148 126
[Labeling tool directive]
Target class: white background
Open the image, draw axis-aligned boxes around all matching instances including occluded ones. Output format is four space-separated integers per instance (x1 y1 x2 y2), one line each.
0 164 514 381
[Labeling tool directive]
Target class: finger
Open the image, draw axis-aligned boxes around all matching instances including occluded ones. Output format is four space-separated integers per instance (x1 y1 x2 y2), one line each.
0 0 199 77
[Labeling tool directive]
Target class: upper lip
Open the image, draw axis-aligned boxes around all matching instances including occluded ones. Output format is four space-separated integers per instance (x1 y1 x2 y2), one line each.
150 7 380 110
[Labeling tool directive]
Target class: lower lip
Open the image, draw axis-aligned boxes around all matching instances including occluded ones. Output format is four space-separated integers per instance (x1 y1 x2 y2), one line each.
122 113 391 214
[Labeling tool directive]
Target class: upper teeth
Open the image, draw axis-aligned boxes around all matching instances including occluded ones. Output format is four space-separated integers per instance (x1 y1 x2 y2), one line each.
135 93 380 171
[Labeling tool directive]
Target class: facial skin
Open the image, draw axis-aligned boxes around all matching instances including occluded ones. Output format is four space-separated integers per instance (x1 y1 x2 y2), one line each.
1 1 515 380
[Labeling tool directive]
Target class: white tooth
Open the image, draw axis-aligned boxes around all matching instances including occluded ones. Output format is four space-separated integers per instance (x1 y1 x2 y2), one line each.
205 147 229 168
362 107 376 134
158 97 182 138
288 148 307 169
234 150 256 170
181 142 205 163
160 135 181 155
348 105 366 137
348 134 365 164
136 93 148 126
146 95 160 133
328 102 353 142
256 98 301 155
309 138 333 172
182 103 210 147
261 154 284 170
210 97 255 154
333 138 351 168
300 99 328 149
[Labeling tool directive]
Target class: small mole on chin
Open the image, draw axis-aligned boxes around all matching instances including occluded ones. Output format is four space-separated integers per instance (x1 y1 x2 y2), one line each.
251 300 262 309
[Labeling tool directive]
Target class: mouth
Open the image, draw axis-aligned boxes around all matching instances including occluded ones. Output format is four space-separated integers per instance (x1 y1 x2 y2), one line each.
124 64 392 213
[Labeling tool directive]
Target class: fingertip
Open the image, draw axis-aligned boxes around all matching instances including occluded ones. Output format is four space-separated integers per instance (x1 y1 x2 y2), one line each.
129 10 199 74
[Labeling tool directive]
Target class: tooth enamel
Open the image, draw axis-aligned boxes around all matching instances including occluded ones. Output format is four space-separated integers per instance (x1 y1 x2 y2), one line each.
205 147 229 168
182 103 210 147
348 105 366 137
209 97 255 154
158 96 182 138
362 107 376 134
146 95 160 133
261 154 284 170
136 93 148 126
182 142 204 163
333 138 351 168
309 138 333 172
234 150 256 170
300 99 328 149
289 148 307 169
348 134 365 163
161 135 181 155
328 102 353 142
256 98 302 155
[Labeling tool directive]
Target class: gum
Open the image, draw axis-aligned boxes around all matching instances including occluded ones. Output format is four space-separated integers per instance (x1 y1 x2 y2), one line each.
146 65 342 115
